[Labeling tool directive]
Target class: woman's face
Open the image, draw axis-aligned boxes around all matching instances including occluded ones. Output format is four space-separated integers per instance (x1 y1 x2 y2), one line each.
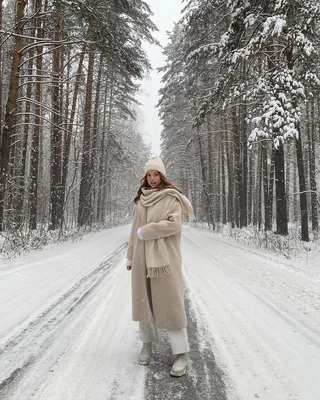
146 170 161 188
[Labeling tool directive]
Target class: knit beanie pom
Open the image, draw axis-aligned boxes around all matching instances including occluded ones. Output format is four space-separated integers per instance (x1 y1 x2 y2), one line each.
144 156 166 177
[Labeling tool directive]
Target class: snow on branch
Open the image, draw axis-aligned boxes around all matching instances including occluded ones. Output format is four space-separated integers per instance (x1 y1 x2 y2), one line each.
248 69 305 148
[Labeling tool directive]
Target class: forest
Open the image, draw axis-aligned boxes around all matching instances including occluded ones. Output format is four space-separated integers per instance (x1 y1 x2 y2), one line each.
159 0 320 248
0 0 319 255
0 0 154 253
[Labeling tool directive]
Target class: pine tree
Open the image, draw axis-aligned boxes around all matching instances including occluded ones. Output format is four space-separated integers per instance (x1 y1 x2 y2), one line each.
186 0 320 240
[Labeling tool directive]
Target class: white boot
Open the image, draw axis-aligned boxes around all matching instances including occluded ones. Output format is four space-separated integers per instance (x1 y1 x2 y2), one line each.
138 342 152 365
170 353 188 377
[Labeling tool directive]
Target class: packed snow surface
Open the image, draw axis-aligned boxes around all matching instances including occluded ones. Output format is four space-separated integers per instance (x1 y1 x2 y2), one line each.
0 225 319 399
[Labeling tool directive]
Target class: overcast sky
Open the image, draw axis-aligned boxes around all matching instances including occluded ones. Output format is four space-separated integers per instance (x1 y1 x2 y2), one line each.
136 1 183 155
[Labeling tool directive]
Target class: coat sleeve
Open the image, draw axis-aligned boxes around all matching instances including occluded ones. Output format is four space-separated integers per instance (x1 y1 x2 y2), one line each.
139 200 182 240
126 206 138 260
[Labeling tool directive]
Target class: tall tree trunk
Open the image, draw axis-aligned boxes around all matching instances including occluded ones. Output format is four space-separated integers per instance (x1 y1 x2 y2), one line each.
265 145 274 231
29 0 44 229
16 49 34 227
206 114 215 229
318 96 320 147
285 143 292 223
58 40 64 228
0 0 28 231
196 125 209 225
285 34 308 241
221 122 226 225
100 74 115 224
215 131 220 227
232 107 240 227
78 51 95 227
247 147 253 226
239 104 248 228
253 145 261 227
97 77 110 224
49 4 63 230
59 46 70 229
258 155 262 230
309 100 318 233
262 141 271 231
60 47 86 228
91 53 103 225
0 0 3 143
293 151 299 223
225 120 234 227
295 127 309 242
274 142 288 235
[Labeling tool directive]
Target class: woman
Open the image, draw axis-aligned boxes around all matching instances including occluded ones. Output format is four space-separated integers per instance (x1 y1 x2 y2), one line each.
126 156 194 377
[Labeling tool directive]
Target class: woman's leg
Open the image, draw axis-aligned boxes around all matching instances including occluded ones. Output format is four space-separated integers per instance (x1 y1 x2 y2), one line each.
138 321 158 365
139 321 159 343
167 328 189 355
167 328 189 377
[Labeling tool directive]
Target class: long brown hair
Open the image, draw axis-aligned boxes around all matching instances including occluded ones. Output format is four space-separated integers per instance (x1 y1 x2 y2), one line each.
133 172 182 204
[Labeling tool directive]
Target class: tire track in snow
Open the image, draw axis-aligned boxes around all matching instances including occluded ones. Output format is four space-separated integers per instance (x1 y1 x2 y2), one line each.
183 235 320 347
19 251 145 400
0 242 127 397
144 288 228 400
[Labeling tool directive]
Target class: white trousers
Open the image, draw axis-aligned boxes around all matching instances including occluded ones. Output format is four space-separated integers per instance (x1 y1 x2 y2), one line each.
139 321 190 355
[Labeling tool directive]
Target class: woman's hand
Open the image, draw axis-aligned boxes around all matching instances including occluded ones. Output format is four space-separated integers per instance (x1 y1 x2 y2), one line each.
126 260 132 271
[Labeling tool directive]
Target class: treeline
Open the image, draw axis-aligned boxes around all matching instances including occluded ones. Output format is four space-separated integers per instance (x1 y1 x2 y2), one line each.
158 0 320 242
0 0 154 244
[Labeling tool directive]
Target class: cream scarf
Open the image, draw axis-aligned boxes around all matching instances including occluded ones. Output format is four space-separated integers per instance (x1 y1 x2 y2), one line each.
140 188 194 278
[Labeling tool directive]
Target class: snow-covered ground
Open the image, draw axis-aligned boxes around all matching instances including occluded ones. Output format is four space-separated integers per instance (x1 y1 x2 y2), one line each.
0 225 319 399
182 227 320 400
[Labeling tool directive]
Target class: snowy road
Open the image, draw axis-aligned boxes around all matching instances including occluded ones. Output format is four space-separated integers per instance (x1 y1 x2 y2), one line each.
0 225 319 399
182 228 320 400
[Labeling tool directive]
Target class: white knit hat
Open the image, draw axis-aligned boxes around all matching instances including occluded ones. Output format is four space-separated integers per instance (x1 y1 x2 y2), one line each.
144 156 166 177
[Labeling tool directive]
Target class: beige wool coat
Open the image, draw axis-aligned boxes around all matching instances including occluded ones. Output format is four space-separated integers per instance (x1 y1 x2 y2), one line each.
126 195 187 330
